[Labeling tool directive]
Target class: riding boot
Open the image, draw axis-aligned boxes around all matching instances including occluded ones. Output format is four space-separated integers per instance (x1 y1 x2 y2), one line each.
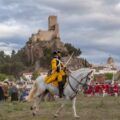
58 81 64 98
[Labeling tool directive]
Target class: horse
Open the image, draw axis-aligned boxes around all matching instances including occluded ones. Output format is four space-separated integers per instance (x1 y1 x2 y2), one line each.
27 68 93 118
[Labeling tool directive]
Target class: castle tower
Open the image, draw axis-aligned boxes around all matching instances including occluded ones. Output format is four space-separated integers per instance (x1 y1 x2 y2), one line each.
107 56 114 65
48 16 57 30
48 15 60 38
107 56 116 69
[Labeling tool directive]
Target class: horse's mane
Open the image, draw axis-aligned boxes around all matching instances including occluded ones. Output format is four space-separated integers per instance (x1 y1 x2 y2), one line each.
71 68 91 79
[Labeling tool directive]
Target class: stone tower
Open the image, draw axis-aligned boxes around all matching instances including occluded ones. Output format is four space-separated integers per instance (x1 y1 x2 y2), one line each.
107 56 116 69
48 16 57 30
107 56 114 65
48 16 60 38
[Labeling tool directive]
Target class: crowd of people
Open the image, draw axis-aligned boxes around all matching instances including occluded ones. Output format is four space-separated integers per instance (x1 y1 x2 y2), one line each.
83 83 120 97
0 80 33 102
0 79 120 103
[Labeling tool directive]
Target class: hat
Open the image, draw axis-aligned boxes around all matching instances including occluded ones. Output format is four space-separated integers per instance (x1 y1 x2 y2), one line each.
53 50 61 55
53 50 58 55
57 50 61 53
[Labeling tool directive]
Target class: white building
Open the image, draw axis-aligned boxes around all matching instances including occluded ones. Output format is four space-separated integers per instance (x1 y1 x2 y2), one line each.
92 56 118 75
23 72 33 81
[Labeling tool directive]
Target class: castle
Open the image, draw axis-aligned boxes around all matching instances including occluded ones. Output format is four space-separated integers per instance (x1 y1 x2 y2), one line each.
30 16 60 42
25 16 68 65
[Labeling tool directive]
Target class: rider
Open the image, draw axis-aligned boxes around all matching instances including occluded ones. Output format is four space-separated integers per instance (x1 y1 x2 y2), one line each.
45 50 66 98
56 50 66 98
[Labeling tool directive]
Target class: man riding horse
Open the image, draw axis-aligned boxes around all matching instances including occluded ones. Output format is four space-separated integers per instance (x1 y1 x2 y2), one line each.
45 50 66 98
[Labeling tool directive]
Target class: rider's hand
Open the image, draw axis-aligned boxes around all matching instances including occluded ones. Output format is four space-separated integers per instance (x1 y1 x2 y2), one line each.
62 66 66 71
51 70 56 74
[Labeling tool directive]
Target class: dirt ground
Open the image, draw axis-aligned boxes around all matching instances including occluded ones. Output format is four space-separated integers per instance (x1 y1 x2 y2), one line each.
0 95 120 120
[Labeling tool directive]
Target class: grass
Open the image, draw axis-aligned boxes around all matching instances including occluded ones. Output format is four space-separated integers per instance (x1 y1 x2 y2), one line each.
0 95 120 120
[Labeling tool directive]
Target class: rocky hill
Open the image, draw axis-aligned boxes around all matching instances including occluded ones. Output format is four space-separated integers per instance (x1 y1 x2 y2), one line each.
23 15 90 71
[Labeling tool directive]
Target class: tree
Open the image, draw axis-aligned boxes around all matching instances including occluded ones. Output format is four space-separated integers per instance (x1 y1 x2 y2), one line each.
0 51 5 64
0 73 7 81
11 50 16 57
65 43 82 56
32 70 40 80
40 48 52 67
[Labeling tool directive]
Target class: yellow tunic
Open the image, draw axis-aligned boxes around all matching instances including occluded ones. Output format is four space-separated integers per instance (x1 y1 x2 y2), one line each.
45 58 65 87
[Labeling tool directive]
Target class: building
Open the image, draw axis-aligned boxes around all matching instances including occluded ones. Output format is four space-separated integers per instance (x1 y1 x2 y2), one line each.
92 56 117 74
91 56 118 83
23 72 33 81
30 16 60 42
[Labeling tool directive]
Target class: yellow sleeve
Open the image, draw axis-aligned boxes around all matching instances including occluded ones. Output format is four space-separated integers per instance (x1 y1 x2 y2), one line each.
51 58 57 71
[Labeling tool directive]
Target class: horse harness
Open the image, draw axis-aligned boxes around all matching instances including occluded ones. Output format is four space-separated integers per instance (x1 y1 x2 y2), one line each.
67 71 92 97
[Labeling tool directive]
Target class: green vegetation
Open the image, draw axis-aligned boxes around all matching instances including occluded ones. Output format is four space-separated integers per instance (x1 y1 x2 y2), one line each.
0 50 27 79
31 70 40 80
0 73 8 81
0 43 84 79
105 73 113 80
65 43 82 56
40 48 53 68
0 73 14 81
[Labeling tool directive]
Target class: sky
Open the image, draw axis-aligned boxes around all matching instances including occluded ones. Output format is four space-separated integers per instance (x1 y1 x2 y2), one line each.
0 0 120 67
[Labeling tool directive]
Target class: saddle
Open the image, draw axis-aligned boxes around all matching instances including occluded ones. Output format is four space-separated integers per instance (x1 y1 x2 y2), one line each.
44 73 58 87
44 72 67 88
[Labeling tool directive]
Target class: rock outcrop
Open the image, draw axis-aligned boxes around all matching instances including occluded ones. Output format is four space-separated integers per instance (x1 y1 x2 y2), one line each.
24 15 89 70
62 57 89 70
25 16 68 64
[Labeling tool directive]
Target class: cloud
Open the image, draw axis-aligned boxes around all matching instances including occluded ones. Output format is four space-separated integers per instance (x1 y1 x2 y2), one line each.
0 19 31 38
0 0 120 67
0 41 21 54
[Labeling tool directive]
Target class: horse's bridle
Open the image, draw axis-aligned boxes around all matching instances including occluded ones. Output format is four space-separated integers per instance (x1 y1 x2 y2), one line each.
68 71 92 95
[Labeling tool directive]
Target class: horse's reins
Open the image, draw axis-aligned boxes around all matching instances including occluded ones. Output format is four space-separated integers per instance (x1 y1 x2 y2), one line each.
68 71 92 95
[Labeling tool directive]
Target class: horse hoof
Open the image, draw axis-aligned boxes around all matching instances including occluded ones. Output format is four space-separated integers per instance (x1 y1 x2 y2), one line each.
74 115 80 119
32 113 36 116
30 106 33 110
54 114 59 118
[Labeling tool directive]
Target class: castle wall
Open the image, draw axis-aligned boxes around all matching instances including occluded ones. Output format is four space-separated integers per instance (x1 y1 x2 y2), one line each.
31 16 60 42
37 31 55 41
32 31 56 42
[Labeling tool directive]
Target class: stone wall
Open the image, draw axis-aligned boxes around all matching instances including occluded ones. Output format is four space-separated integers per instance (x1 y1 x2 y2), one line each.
31 16 60 42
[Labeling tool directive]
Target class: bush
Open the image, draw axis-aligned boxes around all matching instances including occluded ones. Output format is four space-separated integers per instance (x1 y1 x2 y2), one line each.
32 70 40 80
0 73 7 81
105 73 113 80
40 48 52 67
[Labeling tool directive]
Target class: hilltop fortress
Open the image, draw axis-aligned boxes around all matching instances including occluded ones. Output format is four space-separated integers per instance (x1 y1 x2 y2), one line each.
24 15 89 70
25 16 67 65
30 16 60 42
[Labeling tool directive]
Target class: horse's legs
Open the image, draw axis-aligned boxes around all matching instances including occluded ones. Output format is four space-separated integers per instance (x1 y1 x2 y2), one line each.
72 97 80 118
54 103 65 117
31 90 49 116
31 95 41 116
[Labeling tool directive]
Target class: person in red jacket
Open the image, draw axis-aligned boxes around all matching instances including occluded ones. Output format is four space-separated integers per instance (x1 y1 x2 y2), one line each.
84 85 94 96
113 84 119 97
102 84 110 97
94 83 100 96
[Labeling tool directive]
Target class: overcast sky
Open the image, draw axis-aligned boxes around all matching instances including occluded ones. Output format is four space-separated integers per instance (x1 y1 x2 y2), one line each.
0 0 120 67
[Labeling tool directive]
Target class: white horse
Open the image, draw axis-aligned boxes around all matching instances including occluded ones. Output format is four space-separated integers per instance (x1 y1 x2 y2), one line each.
27 68 93 118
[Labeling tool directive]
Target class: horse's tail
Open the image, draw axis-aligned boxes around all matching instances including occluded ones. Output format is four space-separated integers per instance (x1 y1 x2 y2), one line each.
26 82 38 102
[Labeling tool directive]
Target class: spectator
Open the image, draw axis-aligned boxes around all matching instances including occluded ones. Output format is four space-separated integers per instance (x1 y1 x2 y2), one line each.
9 83 18 101
0 83 4 101
20 89 29 101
